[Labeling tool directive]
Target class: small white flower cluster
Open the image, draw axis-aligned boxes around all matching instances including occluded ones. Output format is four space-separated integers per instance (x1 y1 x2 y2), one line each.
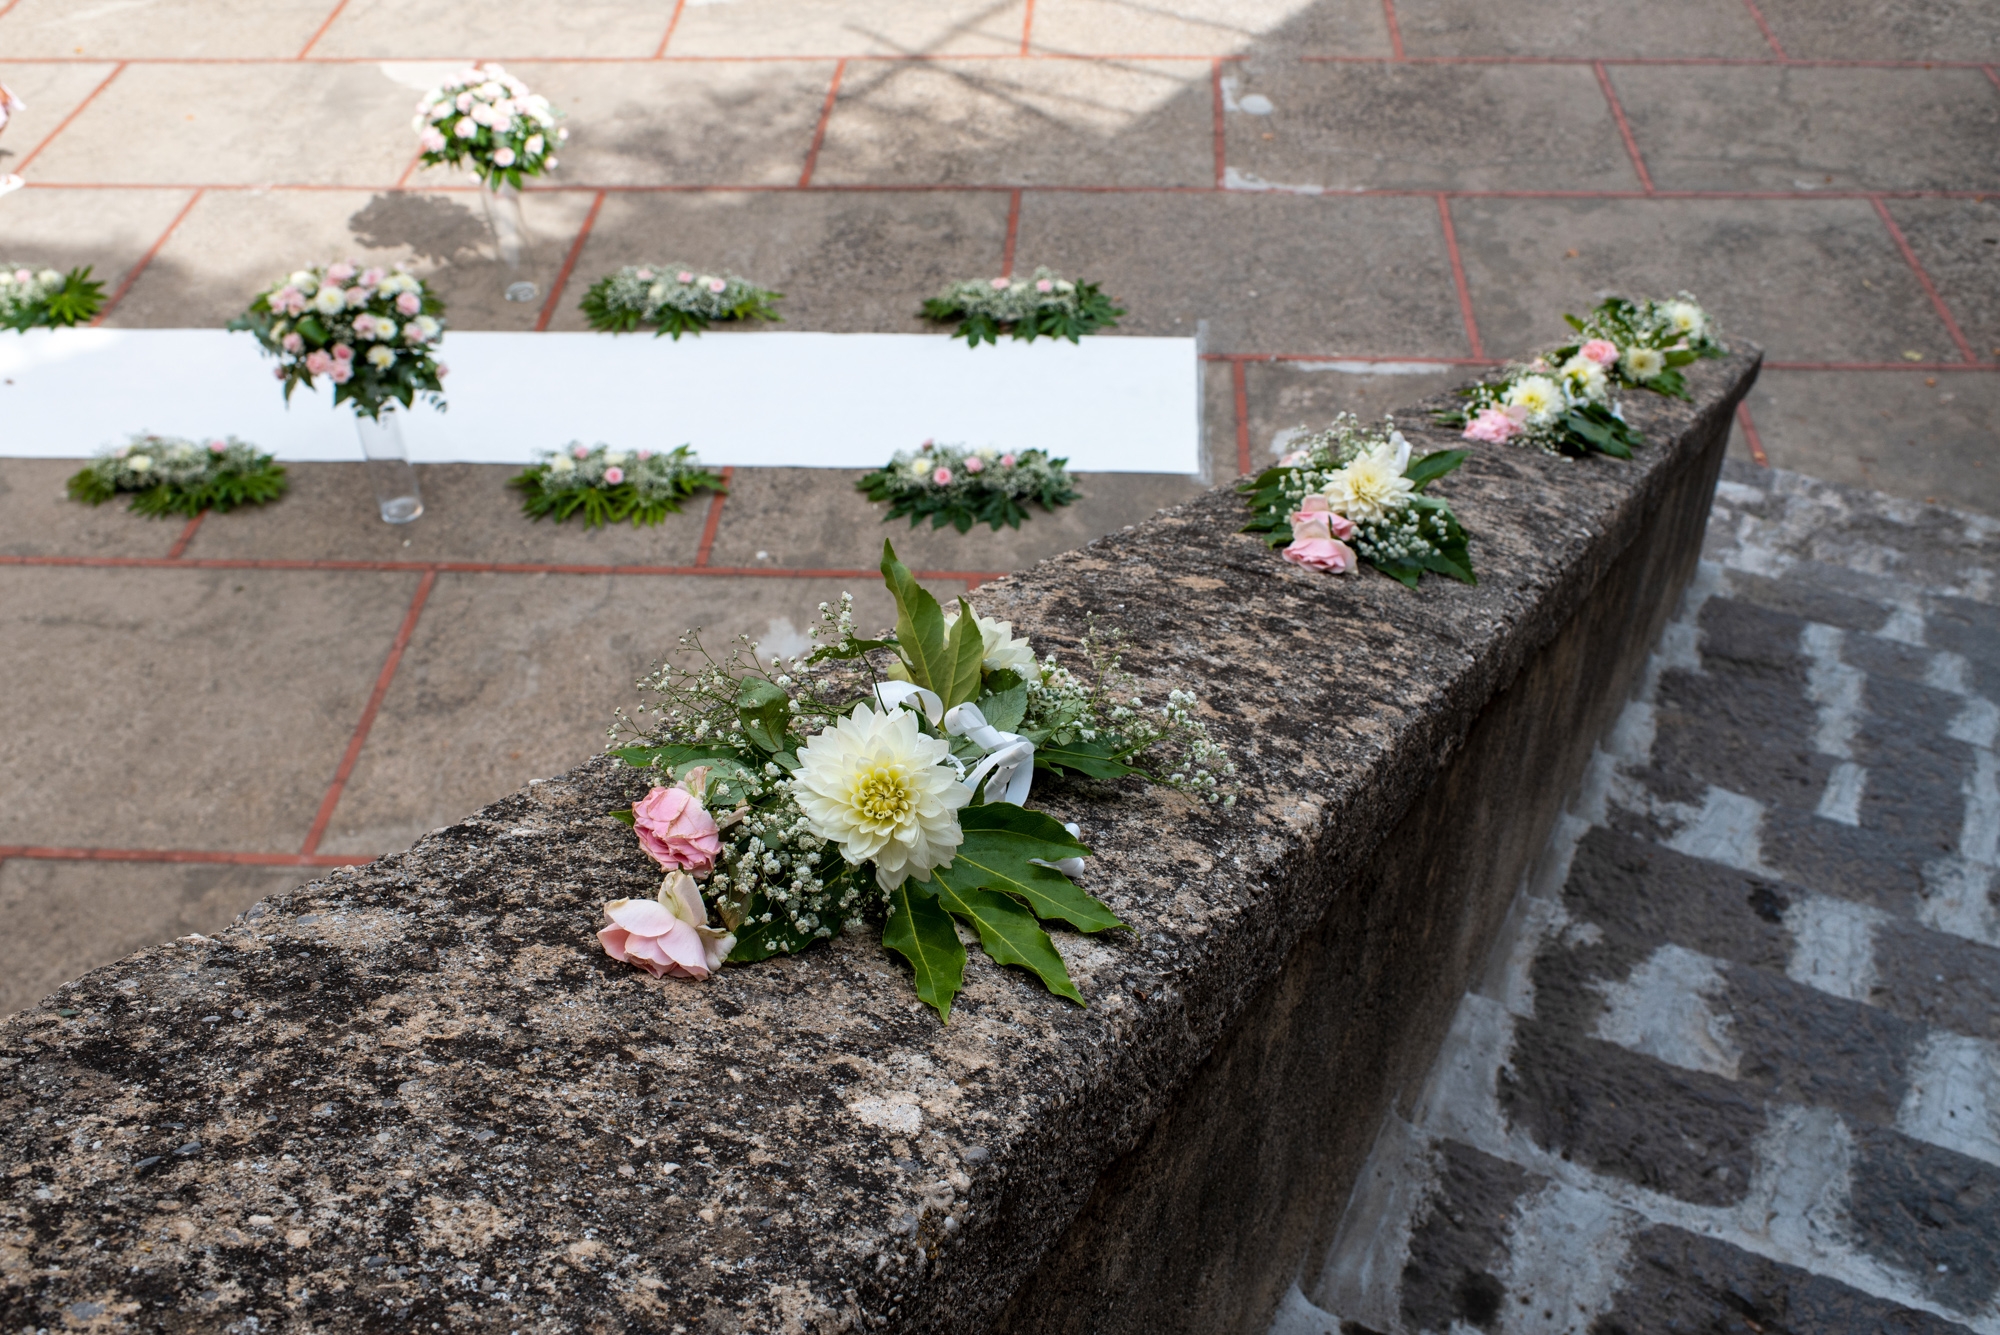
83 434 262 491
235 261 446 419
1024 635 1239 806
706 790 872 942
412 64 565 186
587 265 779 325
932 267 1081 324
1274 415 1431 549
0 263 66 320
535 441 716 501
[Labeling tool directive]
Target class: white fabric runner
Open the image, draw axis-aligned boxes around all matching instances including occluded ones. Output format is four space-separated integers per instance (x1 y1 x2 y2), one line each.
0 329 1202 473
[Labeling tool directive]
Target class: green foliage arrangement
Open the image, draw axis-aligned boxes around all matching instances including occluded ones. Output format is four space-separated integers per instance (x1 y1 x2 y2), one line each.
579 265 783 339
510 442 725 528
66 435 288 518
0 264 105 331
855 442 1080 532
922 267 1124 347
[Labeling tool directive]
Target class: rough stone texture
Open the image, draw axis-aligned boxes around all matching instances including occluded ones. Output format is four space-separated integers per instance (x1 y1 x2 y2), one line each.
0 353 1756 1333
1295 463 2000 1335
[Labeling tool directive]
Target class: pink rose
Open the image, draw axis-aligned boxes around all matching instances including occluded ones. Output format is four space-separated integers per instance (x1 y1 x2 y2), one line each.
597 873 735 980
933 467 953 485
1580 338 1619 367
344 286 370 307
1283 535 1358 573
990 277 1010 290
999 453 1017 468
13 268 31 283
493 147 516 167
396 291 421 316
274 285 301 309
632 782 721 875
707 278 726 293
603 466 625 484
1293 493 1355 537
964 456 984 473
1462 406 1522 444
1036 279 1053 293
332 343 354 361
327 262 356 283
635 268 654 281
572 444 590 460
353 313 377 338
636 449 652 461
420 128 447 152
303 350 333 375
281 332 304 353
360 267 385 287
677 270 694 283
208 439 227 454
328 360 353 384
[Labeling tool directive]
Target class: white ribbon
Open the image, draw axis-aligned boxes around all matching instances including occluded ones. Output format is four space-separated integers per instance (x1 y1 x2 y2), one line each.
873 680 943 726
944 702 1036 807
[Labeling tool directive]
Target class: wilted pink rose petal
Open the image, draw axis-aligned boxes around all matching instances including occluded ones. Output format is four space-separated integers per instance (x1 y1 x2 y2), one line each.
631 784 721 875
1283 536 1358 573
1462 407 1522 444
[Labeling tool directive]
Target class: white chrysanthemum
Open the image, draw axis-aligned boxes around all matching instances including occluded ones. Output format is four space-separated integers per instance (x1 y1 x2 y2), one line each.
946 610 1038 675
1558 354 1608 405
312 285 346 316
1320 437 1414 522
1503 375 1564 427
794 704 969 890
1659 300 1706 341
1621 346 1666 381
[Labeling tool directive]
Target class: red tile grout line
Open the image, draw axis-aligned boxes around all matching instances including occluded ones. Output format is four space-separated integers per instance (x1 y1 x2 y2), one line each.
166 513 205 559
535 189 605 332
392 146 428 191
1210 59 1227 188
0 554 1013 579
1986 66 2000 95
1232 360 1251 477
1735 401 1768 467
1435 195 1484 361
654 0 689 59
1381 0 1405 61
1594 62 1655 194
1001 188 1023 273
797 58 847 189
1019 0 1036 56
694 467 735 567
1870 196 1978 364
296 0 351 59
1738 0 1788 61
0 845 375 868
93 188 203 324
0 0 22 20
298 570 436 858
15 61 125 172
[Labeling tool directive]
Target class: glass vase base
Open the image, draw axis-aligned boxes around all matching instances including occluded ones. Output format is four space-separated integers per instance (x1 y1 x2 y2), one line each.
504 280 539 303
378 496 424 524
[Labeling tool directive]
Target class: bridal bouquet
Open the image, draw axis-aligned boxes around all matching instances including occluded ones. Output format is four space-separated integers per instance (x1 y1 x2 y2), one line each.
229 262 447 420
599 542 1236 1021
579 265 782 339
1442 293 1723 458
0 263 105 331
66 434 287 517
922 267 1123 347
855 441 1080 532
511 442 725 528
412 64 566 189
1240 416 1474 588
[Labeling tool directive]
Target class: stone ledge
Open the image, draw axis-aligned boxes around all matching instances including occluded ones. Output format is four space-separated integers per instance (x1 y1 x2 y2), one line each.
0 350 1758 1334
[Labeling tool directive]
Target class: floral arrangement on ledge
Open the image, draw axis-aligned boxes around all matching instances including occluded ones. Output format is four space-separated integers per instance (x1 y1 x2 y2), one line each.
412 64 565 189
1240 416 1474 588
598 541 1237 1022
511 442 726 528
66 435 287 517
1441 294 1724 459
1 263 105 331
855 441 1081 532
580 265 783 339
922 267 1124 347
229 262 447 420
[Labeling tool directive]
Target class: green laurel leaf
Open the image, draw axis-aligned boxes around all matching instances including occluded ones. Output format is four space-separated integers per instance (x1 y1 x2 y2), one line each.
929 879 1082 1005
883 882 967 1023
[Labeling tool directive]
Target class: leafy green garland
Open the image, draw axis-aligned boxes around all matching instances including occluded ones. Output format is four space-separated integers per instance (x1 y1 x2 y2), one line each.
66 435 288 518
922 267 1124 347
603 541 1236 1020
510 442 725 528
1 264 106 331
1240 417 1474 588
855 442 1080 532
579 265 783 339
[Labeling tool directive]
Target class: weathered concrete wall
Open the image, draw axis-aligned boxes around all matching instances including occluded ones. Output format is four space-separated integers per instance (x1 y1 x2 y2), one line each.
0 352 1756 1335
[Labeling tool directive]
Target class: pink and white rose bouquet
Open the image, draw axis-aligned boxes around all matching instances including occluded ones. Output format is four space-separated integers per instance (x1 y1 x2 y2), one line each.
412 64 566 189
230 262 446 421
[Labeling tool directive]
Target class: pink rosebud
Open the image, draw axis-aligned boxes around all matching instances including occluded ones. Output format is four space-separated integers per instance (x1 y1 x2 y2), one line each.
636 449 652 461
281 332 304 354
597 873 734 980
332 343 354 361
677 271 694 283
208 439 227 454
603 466 625 484
344 286 370 307
328 360 353 384
999 453 1017 468
632 783 722 875
1580 338 1619 367
635 268 654 281
273 366 287 380
13 268 31 284
396 291 421 316
964 456 985 473
327 262 356 283
1462 406 1522 444
1282 536 1358 574
707 278 726 293
933 467 953 485
303 350 333 375
572 444 590 460
360 267 385 287
990 277 1010 289
1036 279 1053 293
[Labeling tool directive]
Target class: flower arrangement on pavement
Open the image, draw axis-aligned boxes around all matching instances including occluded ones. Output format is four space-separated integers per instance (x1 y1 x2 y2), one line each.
229 262 447 420
855 441 1080 532
1240 416 1474 587
1 263 105 331
66 434 287 517
510 442 726 528
411 65 566 189
579 265 783 339
1442 294 1724 458
599 541 1237 1021
922 267 1124 347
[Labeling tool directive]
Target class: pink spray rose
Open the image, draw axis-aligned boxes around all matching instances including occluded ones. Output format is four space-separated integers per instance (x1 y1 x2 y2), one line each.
635 268 654 281
353 313 378 339
572 444 590 460
707 278 727 293
493 147 516 167
964 456 985 474
1036 279 1053 293
327 262 356 284
420 128 447 153
636 449 652 461
328 360 353 384
208 439 227 454
597 872 735 980
631 779 721 875
396 291 422 316
990 277 1010 290
603 466 625 485
344 286 370 308
360 267 385 288
1281 496 1358 574
332 343 354 361
281 332 305 354
1580 338 1620 367
999 453 1017 468
303 350 333 375
1462 405 1524 444
932 467 954 486
677 271 694 283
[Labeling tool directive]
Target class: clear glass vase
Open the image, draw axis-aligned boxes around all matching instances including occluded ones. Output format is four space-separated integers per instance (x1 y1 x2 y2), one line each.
480 182 540 304
356 405 424 524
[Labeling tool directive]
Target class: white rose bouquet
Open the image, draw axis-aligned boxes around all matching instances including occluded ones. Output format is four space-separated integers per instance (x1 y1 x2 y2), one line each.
228 262 447 421
65 434 287 517
855 441 1081 532
600 541 1237 1021
411 64 566 189
579 264 783 339
510 441 726 528
0 262 105 331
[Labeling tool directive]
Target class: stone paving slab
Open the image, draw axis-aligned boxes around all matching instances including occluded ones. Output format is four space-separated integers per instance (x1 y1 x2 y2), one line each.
309 0 681 59
1747 0 2000 62
663 0 1029 58
0 0 333 59
1025 0 1390 58
1389 0 1773 58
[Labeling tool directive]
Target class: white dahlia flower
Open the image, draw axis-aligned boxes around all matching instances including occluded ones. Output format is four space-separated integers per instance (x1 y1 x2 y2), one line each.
1621 346 1666 381
794 704 969 890
1320 435 1415 522
1558 354 1609 405
1503 374 1564 427
1659 300 1706 341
